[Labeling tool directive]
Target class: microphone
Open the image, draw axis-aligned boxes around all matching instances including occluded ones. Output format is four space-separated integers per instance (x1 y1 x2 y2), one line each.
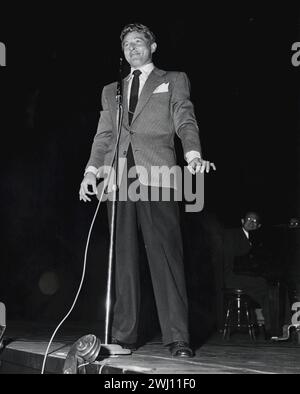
119 55 124 72
116 56 123 104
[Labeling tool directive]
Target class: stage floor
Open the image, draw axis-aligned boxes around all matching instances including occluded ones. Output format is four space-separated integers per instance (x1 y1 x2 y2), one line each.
0 321 299 374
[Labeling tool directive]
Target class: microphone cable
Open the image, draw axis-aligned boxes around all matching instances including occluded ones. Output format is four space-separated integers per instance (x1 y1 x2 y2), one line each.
41 71 125 374
40 181 107 374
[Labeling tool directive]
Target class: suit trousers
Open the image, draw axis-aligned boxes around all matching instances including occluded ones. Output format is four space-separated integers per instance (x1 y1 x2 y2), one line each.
107 145 189 346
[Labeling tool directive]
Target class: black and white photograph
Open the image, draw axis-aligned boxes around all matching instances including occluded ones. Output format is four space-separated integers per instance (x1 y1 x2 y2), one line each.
0 3 300 378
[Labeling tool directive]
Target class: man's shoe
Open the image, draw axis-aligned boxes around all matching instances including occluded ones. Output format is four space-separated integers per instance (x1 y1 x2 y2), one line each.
111 337 137 351
169 341 194 358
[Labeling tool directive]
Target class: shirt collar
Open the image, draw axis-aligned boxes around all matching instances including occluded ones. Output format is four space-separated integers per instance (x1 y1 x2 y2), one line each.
127 62 154 80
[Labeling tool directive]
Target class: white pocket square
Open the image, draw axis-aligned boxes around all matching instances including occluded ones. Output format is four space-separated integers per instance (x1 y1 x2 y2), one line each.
153 82 169 94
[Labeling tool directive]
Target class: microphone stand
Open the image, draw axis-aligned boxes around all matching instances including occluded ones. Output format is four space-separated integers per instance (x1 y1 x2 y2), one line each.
101 58 131 356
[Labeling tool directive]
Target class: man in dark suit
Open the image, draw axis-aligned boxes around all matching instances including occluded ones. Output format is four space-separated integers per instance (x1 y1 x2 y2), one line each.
223 212 272 334
79 23 215 357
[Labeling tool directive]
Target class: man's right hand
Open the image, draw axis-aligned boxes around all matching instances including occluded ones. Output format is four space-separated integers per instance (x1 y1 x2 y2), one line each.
79 172 98 202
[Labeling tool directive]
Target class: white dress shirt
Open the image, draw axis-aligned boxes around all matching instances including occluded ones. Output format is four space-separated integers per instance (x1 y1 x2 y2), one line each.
127 62 154 105
242 228 249 239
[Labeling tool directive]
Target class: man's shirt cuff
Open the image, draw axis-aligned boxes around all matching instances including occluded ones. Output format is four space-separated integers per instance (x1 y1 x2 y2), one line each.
185 151 201 164
84 166 98 177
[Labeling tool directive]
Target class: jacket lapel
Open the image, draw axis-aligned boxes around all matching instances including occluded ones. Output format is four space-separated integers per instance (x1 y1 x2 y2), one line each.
107 77 129 127
131 68 166 125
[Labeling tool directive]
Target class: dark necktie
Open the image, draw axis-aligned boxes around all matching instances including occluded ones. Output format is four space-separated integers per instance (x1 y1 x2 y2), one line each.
248 231 255 246
128 69 141 125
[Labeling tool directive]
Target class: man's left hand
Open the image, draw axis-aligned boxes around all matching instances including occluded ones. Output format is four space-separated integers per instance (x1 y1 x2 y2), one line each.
187 158 216 174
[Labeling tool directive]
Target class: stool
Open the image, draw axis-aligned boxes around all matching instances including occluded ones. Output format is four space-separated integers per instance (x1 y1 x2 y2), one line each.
222 289 256 340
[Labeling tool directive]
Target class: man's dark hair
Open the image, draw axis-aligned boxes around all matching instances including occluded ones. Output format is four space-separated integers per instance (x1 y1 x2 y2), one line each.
120 23 156 45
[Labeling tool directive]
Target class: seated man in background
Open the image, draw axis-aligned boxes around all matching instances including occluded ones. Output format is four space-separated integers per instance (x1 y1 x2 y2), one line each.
284 217 300 315
223 211 272 337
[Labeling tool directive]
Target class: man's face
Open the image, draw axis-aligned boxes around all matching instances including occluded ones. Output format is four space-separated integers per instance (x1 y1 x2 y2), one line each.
241 213 261 232
289 218 299 228
122 31 156 68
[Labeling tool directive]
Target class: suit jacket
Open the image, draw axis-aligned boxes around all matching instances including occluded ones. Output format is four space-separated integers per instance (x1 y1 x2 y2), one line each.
223 227 272 281
86 67 201 189
223 228 252 279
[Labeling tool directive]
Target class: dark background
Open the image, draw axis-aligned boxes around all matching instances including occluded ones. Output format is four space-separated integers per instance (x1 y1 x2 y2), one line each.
0 4 299 341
